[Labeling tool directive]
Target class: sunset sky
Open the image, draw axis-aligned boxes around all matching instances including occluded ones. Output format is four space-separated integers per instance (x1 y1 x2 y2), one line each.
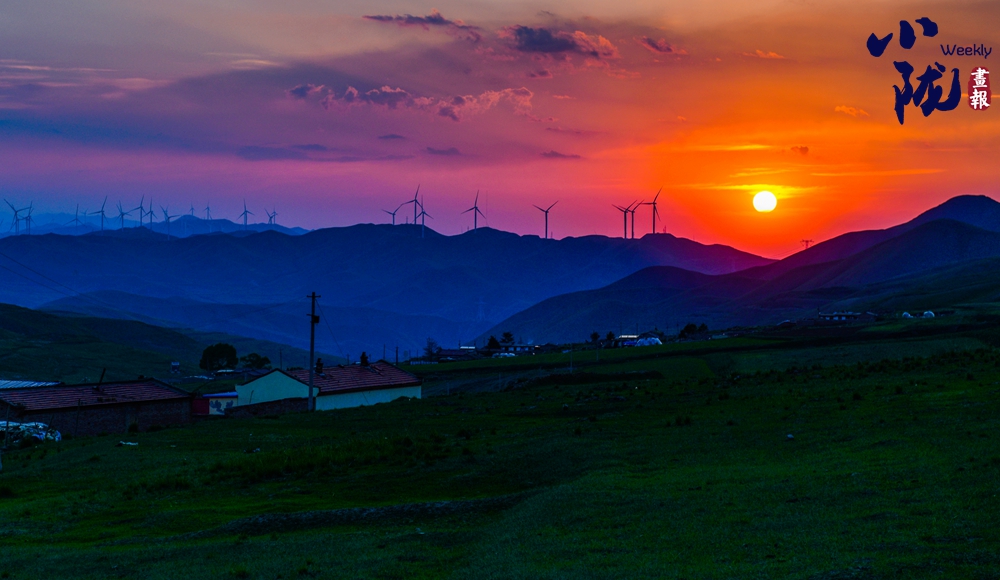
0 0 997 256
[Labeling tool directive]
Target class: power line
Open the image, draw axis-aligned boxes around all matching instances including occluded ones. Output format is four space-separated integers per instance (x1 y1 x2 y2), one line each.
315 301 347 360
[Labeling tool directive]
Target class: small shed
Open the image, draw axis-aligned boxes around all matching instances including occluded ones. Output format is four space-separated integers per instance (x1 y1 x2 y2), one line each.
192 391 238 416
237 361 421 411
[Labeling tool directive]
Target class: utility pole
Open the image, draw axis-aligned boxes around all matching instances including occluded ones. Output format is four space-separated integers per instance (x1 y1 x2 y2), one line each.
307 292 321 411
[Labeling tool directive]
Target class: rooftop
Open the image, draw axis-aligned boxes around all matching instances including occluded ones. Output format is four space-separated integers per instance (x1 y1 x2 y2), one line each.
0 379 191 412
258 361 420 395
0 380 62 390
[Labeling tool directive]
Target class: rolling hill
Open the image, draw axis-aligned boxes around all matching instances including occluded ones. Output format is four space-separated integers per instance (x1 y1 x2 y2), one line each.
0 223 771 356
0 303 336 384
481 204 1000 344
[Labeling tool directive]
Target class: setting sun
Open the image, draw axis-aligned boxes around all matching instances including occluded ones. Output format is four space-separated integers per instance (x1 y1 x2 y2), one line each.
753 191 777 213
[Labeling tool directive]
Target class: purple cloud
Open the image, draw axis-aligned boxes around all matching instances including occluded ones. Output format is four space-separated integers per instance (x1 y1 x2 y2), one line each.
363 10 482 42
427 146 460 155
500 26 619 59
527 69 553 79
378 133 406 140
237 146 308 161
541 150 581 159
636 37 685 55
321 85 534 122
286 84 326 99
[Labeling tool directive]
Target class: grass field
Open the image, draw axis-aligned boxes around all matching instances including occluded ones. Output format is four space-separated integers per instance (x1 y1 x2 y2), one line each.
1 316 1000 578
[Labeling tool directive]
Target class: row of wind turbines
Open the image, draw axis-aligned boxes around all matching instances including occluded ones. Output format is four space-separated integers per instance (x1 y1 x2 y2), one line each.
383 187 663 240
5 197 280 238
383 187 561 239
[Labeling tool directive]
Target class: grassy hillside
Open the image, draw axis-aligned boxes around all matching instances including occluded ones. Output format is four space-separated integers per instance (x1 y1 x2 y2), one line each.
0 304 335 384
1 315 999 578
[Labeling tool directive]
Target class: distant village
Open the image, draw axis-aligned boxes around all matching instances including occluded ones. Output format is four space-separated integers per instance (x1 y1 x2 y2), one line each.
0 308 942 448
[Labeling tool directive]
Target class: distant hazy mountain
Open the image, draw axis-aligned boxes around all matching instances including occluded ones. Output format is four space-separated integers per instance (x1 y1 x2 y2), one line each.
480 196 1000 344
0 223 771 357
2 213 307 239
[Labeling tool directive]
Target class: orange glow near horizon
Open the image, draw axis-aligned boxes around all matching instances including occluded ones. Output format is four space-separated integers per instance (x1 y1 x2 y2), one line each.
0 1 997 257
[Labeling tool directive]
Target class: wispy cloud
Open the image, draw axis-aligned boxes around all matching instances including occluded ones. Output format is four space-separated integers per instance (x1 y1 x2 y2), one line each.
834 105 870 117
811 169 944 177
541 150 581 159
317 85 535 122
635 37 686 55
728 168 795 178
742 50 785 59
790 146 809 155
427 146 461 156
681 144 774 152
363 10 482 42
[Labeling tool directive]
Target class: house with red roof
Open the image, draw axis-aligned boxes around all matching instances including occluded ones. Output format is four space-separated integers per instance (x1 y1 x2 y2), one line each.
236 359 421 412
0 378 193 437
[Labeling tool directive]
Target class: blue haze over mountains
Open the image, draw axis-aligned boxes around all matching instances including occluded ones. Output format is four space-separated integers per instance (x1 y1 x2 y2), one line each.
4 195 999 357
0 222 770 358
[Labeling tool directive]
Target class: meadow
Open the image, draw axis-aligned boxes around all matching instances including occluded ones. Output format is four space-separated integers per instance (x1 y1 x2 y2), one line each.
0 316 999 579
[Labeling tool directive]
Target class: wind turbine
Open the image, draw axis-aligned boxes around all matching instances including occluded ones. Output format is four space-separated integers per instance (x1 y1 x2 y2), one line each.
239 200 253 231
533 201 558 239
383 204 401 225
66 204 83 229
416 196 432 238
116 201 132 230
131 196 145 228
642 188 662 235
462 191 485 232
204 203 212 233
160 205 178 239
399 185 420 225
23 204 34 235
5 200 23 235
266 208 278 225
627 200 642 239
90 197 108 232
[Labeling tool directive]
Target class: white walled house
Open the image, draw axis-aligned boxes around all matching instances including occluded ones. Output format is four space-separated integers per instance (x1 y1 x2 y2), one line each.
236 361 421 411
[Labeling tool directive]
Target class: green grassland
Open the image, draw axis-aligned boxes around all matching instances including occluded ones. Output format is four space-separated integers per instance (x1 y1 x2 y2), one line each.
0 304 334 384
1 316 1000 578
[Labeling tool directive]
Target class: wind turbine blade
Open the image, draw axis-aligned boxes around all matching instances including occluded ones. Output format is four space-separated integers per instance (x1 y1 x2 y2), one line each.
547 201 558 211
533 205 544 212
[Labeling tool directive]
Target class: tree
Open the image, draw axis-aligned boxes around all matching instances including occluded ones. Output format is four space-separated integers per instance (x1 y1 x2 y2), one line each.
424 338 440 360
698 323 708 332
487 335 501 350
678 323 699 338
200 343 237 371
239 352 271 369
606 331 615 341
590 331 600 343
501 331 515 344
